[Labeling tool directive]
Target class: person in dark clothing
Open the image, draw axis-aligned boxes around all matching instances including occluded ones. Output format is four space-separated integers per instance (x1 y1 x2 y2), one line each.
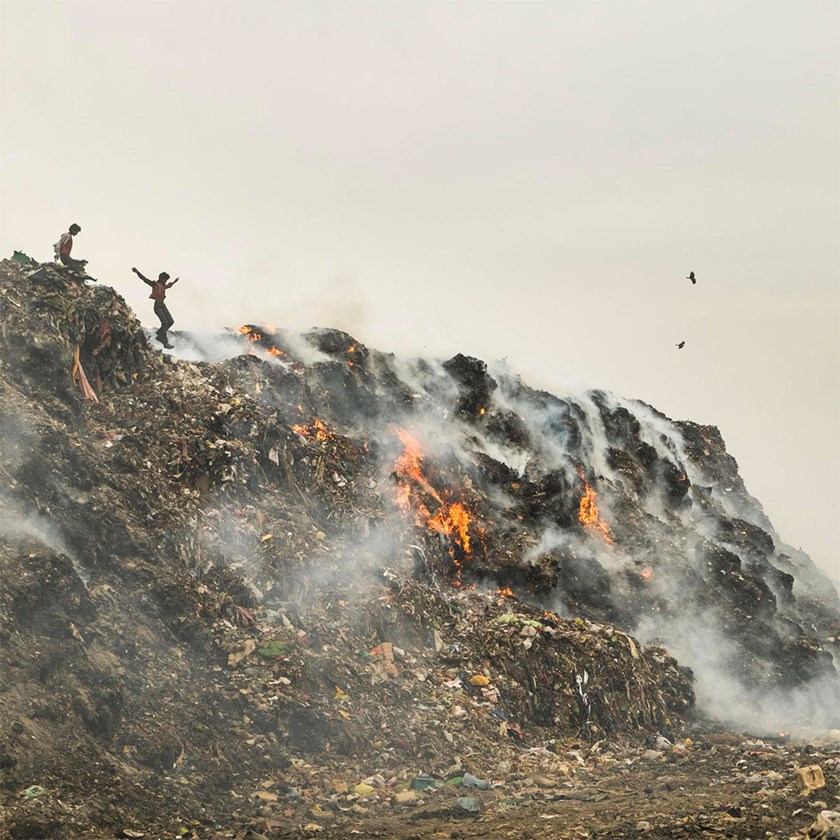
54 223 87 270
132 266 179 348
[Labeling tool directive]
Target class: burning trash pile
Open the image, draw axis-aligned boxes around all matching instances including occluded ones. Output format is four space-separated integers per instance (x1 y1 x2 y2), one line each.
216 324 839 717
0 257 838 839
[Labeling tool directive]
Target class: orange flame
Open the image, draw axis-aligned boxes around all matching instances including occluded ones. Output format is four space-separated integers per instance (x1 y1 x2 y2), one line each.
640 568 653 581
391 427 474 565
239 325 288 358
428 501 471 554
497 586 514 597
292 417 331 441
578 480 613 544
393 428 443 508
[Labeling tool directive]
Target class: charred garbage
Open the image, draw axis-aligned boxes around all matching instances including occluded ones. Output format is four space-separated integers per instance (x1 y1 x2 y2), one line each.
0 257 838 839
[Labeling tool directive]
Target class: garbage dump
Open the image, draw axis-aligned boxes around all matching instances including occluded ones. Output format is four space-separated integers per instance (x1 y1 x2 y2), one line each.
0 257 837 839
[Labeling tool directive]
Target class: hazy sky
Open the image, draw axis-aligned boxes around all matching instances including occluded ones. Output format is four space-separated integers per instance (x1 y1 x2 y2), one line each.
2 0 838 578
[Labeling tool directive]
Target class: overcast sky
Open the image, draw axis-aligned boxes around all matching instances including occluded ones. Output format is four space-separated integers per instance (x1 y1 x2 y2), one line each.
1 0 838 578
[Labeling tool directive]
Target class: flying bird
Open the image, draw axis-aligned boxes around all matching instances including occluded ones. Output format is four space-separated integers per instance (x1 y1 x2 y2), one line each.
687 271 696 284
676 341 685 349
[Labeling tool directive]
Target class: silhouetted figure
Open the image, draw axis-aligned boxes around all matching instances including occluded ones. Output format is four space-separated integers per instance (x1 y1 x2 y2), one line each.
132 267 179 349
676 341 685 349
53 223 87 271
687 271 696 284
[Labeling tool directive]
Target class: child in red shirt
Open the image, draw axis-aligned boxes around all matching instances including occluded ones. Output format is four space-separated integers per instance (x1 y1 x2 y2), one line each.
132 266 179 349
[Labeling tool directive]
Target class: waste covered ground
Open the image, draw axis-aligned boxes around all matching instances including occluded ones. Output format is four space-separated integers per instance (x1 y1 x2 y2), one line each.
0 257 839 839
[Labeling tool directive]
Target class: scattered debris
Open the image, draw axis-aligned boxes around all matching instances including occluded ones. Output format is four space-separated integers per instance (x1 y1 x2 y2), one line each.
796 764 827 792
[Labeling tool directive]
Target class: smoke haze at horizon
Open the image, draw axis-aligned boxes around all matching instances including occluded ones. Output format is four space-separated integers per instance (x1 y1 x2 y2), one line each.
1 0 837 577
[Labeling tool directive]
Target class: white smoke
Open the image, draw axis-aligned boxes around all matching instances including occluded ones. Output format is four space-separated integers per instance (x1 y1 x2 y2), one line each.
160 323 840 736
0 409 90 586
0 496 90 587
153 326 330 367
636 610 840 735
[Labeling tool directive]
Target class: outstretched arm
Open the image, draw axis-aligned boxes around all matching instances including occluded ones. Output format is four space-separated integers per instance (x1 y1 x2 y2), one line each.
132 267 153 286
167 277 180 288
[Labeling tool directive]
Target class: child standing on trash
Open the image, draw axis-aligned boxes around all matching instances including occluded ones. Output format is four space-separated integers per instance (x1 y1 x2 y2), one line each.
132 266 179 349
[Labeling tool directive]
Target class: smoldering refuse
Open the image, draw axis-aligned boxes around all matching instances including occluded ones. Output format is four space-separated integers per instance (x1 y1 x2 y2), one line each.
2 256 838 743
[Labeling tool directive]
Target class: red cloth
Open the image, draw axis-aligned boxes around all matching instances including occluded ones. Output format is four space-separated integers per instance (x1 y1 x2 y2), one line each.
149 281 167 301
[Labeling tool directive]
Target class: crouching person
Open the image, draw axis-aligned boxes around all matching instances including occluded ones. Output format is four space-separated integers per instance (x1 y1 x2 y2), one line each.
54 223 87 270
